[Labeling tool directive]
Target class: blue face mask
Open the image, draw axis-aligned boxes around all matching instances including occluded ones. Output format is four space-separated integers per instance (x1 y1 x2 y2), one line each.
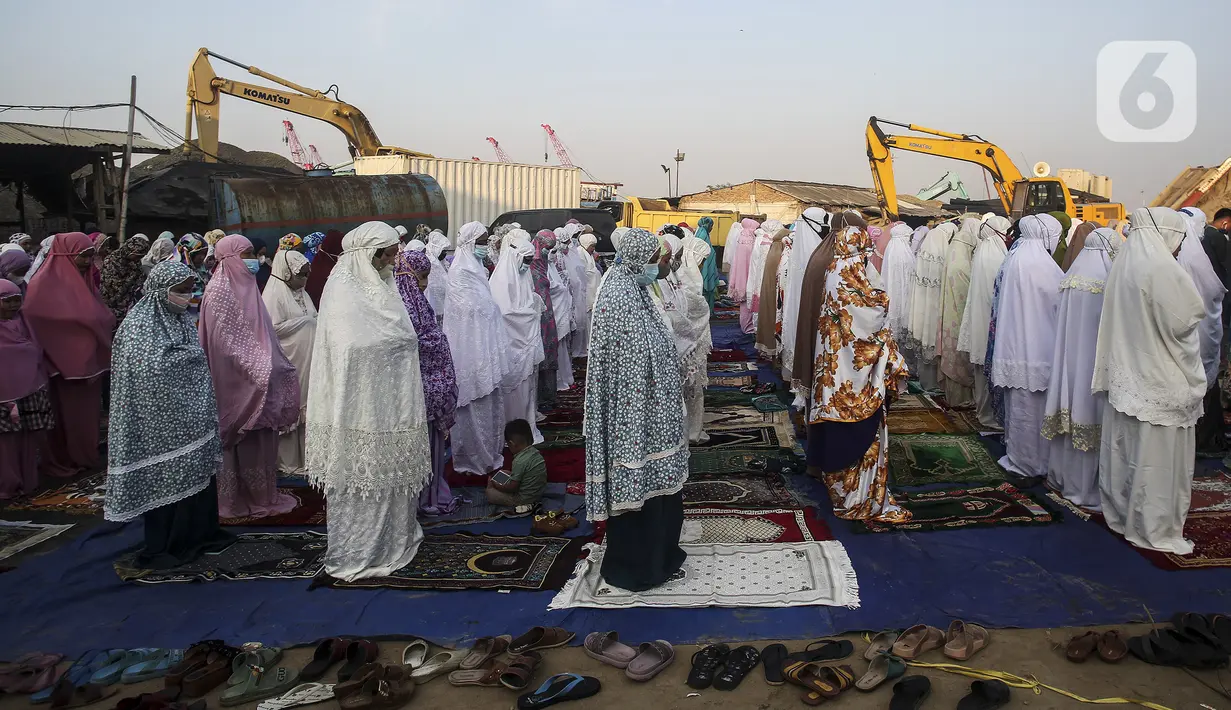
243 258 261 274
635 264 659 286
474 246 489 261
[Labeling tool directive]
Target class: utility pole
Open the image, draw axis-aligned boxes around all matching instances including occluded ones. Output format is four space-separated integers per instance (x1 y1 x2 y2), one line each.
673 150 685 199
117 75 136 243
661 164 671 197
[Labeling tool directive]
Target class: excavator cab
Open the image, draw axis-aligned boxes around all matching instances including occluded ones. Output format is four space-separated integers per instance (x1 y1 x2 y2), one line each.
1009 178 1071 220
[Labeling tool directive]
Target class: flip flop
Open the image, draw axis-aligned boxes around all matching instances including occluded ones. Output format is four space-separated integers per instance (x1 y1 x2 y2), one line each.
798 665 854 706
219 663 299 708
1097 631 1128 663
956 679 1011 710
255 682 337 710
889 675 932 710
784 639 853 664
91 649 159 687
1064 631 1099 662
122 649 185 684
1172 612 1221 649
855 653 905 691
33 650 125 704
760 643 788 686
516 674 601 709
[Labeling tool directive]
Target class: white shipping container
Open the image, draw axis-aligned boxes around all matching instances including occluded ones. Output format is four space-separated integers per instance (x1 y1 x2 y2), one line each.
354 156 581 243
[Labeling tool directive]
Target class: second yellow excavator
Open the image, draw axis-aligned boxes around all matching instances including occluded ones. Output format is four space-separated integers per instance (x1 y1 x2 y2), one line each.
866 117 1124 225
185 48 432 163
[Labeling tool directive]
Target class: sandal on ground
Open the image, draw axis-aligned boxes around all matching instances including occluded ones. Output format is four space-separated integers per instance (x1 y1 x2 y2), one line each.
336 677 412 710
334 664 406 702
90 650 158 687
224 649 284 688
889 675 932 710
1212 614 1231 652
459 635 512 671
1064 631 1099 662
943 620 989 661
1129 629 1228 670
625 641 674 683
686 644 728 690
122 649 185 684
48 679 119 710
509 627 575 654
516 674 601 709
892 625 944 660
785 663 854 706
864 631 899 660
711 645 758 690
33 650 124 704
255 682 336 710
760 644 787 686
180 647 241 698
855 654 905 691
336 641 378 683
1097 631 1128 663
1172 612 1222 649
582 632 638 670
499 652 542 691
219 662 300 708
784 639 853 665
298 639 347 683
956 679 1011 710
408 650 468 684
164 641 225 688
399 640 429 670
447 663 507 688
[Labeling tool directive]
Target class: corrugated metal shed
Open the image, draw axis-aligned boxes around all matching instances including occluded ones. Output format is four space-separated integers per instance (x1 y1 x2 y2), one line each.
0 122 167 153
757 179 949 217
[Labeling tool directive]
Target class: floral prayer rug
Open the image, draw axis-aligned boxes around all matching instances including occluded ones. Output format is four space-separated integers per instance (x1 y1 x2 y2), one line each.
683 474 798 508
680 507 834 544
315 533 586 591
220 487 326 527
0 520 74 562
114 531 328 583
692 423 796 450
888 434 1006 487
855 482 1059 533
6 473 106 515
549 541 859 610
1128 511 1231 571
1190 474 1231 513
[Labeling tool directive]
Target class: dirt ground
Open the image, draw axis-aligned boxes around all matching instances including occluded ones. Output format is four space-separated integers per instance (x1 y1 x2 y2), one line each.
4 627 1226 710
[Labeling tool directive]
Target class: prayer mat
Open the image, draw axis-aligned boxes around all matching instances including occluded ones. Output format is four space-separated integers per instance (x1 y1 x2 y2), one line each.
0 521 73 562
689 449 798 476
710 310 739 322
946 410 983 435
888 434 1006 487
704 407 787 429
891 394 941 412
1190 475 1231 513
220 487 326 527
709 362 756 374
549 541 859 610
684 474 798 508
1126 511 1231 571
114 531 328 584
314 533 586 592
539 428 585 450
681 507 834 544
709 348 752 362
887 408 963 435
7 473 106 515
421 484 580 528
445 446 585 488
855 482 1058 533
693 423 796 450
751 394 790 413
704 389 757 408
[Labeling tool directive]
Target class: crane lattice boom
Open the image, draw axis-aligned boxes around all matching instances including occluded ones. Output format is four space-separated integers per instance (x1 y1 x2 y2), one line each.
540 124 574 168
486 137 511 163
281 120 309 168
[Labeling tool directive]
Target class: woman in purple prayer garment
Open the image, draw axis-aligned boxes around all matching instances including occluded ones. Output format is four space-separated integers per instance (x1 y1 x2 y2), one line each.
395 250 461 515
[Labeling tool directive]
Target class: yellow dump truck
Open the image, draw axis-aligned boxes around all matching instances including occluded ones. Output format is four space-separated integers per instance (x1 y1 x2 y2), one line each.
599 196 740 245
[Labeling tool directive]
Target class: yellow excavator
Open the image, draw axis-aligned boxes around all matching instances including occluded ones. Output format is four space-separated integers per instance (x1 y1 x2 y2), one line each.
866 117 1124 225
185 47 431 163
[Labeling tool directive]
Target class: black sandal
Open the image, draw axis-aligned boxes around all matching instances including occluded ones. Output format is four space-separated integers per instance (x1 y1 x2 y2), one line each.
760 644 787 686
686 644 728 690
785 639 853 665
712 646 760 691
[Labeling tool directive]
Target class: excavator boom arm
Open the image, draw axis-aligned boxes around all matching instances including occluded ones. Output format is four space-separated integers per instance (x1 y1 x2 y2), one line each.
866 116 1025 221
186 47 430 162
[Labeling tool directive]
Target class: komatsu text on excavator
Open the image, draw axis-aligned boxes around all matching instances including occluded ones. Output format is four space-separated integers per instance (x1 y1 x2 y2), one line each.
185 48 431 162
866 117 1124 225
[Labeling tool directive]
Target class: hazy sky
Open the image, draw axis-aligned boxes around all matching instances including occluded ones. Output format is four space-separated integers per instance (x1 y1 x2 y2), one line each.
2 0 1227 210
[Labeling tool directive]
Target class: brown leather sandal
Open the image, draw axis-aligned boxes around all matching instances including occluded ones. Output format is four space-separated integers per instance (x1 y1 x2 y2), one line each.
459 635 512 671
509 627 575 654
333 664 406 702
337 677 413 710
180 647 240 698
1098 630 1128 663
447 662 507 687
1065 631 1099 663
498 652 542 691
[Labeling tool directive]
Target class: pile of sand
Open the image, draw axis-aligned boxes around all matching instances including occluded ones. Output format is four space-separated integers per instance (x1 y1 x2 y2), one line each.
131 141 302 180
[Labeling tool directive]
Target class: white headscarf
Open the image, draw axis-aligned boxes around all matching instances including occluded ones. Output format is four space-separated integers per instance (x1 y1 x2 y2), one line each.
141 236 178 275
958 216 1010 364
780 207 828 376
1036 213 1063 254
307 221 431 495
489 231 545 390
721 221 743 270
403 239 427 253
910 226 929 255
744 221 779 306
394 225 409 238
882 222 916 348
262 249 317 409
1177 208 1227 389
26 236 55 279
989 214 1064 391
673 235 714 379
579 233 598 250
444 221 510 407
908 222 954 362
1093 207 1206 427
0 244 21 256
421 229 451 316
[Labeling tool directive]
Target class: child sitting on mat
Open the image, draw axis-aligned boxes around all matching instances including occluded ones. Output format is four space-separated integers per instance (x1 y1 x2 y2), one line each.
486 419 547 513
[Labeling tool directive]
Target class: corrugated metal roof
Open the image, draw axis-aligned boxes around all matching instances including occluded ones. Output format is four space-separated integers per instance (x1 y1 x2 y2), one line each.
756 179 950 217
0 122 168 152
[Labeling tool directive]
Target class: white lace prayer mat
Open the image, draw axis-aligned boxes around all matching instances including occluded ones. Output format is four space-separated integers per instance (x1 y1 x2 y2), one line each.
0 520 73 562
548 541 860 610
